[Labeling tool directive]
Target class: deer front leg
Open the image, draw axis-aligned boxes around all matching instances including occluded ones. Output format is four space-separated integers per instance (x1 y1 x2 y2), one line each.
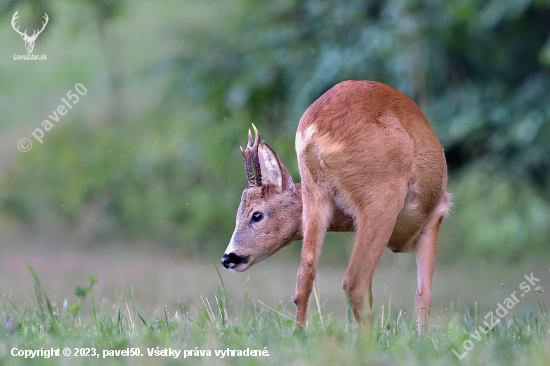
415 215 444 334
294 197 332 329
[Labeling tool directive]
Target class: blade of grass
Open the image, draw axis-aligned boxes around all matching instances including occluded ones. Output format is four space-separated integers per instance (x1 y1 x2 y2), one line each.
205 296 220 330
313 281 324 326
5 295 20 314
90 293 98 331
21 308 27 336
387 297 392 328
137 312 148 327
125 298 134 335
475 301 478 330
213 259 228 314
345 273 352 329
45 295 54 317
27 264 45 321
381 304 384 333
164 306 170 330
128 286 136 314
241 276 249 326
257 300 298 324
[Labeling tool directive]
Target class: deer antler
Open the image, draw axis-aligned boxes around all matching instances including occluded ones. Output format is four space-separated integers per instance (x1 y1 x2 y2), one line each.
11 11 28 37
30 13 48 39
240 124 262 188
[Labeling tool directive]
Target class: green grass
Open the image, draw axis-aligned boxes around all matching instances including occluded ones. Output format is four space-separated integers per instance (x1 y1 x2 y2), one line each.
1 266 549 365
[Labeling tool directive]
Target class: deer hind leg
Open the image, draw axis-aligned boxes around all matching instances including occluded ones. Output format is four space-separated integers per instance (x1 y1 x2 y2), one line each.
415 213 444 334
342 194 404 324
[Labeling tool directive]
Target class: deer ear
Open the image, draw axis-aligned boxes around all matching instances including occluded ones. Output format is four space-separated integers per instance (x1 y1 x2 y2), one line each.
259 141 294 192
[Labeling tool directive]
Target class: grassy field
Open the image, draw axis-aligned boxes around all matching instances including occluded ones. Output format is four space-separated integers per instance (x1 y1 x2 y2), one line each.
1 1 550 364
0 247 549 366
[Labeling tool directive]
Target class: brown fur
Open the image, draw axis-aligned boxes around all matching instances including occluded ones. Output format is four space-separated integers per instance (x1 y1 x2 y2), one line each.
224 80 450 333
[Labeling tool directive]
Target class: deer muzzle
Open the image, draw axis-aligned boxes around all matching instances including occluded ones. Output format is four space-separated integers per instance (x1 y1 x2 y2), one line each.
221 253 250 271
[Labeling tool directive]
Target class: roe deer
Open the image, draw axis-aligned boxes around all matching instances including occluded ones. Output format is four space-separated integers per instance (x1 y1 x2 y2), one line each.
221 80 451 332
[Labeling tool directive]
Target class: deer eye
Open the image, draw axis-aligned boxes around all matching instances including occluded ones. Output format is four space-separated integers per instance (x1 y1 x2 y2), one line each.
251 212 263 222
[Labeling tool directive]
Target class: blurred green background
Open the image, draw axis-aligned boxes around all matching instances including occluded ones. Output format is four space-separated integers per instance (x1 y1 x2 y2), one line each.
1 0 549 267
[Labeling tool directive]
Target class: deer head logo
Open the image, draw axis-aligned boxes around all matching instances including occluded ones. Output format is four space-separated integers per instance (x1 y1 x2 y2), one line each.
11 11 49 54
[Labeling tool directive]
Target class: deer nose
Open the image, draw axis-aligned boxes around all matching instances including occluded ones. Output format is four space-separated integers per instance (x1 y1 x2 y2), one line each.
221 253 247 269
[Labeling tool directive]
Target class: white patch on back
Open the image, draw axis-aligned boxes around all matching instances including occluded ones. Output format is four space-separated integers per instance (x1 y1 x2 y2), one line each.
296 125 316 155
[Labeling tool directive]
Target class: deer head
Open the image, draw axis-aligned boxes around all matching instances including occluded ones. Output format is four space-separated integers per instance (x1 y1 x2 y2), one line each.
221 124 302 272
12 11 49 53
